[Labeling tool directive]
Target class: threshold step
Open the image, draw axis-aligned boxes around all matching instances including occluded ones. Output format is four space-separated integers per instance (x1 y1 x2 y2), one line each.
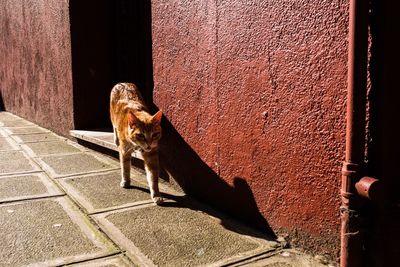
70 129 143 160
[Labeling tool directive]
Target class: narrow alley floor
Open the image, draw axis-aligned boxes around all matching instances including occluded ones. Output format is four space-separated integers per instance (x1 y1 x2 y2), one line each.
0 112 334 267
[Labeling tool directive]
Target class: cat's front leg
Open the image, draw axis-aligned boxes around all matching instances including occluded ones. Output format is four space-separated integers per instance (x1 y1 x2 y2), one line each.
142 150 163 205
113 127 120 146
119 147 131 188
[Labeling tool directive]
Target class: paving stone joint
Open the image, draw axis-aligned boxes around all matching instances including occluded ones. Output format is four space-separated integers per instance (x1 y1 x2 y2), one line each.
0 112 335 267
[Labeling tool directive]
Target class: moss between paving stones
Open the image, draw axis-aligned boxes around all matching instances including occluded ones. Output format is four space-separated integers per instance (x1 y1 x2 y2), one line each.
106 205 259 267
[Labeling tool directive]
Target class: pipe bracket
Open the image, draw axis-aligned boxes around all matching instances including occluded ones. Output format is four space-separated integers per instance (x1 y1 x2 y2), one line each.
341 162 362 177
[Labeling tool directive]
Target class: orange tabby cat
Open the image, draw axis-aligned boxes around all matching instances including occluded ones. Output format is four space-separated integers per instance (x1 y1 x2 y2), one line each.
110 83 163 204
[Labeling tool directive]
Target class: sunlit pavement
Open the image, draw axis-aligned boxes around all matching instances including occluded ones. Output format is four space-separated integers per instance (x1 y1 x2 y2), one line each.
0 111 333 267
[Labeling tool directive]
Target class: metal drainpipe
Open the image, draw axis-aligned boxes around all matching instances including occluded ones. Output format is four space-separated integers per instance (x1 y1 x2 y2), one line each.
340 0 369 266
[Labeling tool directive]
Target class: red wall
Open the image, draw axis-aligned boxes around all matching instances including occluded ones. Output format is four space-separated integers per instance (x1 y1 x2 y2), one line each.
152 0 348 256
0 0 396 263
0 0 73 134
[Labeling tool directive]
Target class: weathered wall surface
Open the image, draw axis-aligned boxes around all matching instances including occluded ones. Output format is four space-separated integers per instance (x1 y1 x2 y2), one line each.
152 0 348 256
0 0 73 135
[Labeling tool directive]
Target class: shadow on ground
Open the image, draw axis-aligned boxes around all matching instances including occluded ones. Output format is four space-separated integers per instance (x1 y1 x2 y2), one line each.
69 0 277 243
134 0 278 242
156 118 277 241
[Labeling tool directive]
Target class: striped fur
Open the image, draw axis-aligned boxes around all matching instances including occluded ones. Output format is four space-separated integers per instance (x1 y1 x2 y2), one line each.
110 83 163 205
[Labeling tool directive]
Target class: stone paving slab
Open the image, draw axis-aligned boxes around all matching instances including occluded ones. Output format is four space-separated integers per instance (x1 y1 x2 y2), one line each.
0 112 335 267
0 112 32 127
234 249 333 267
4 126 50 135
11 132 63 143
0 150 41 176
0 119 34 127
93 201 277 267
58 170 153 214
0 112 19 122
0 172 64 203
36 152 119 178
66 254 134 267
21 140 85 157
0 197 118 267
0 137 20 151
0 129 7 137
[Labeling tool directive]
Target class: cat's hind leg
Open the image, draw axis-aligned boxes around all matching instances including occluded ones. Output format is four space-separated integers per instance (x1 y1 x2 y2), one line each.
119 149 131 188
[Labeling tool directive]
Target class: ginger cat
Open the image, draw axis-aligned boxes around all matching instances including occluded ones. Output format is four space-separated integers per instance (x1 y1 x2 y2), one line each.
110 83 163 204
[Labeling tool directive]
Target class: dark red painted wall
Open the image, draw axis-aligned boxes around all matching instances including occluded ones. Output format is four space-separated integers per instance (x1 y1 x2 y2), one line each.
1 0 396 263
152 0 349 256
0 0 74 135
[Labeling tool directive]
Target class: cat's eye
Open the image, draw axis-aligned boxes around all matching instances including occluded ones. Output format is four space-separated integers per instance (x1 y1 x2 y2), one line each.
136 133 145 140
152 132 160 138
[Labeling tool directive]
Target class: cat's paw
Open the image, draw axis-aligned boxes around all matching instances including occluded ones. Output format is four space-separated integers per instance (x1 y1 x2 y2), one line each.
152 196 164 205
120 181 130 188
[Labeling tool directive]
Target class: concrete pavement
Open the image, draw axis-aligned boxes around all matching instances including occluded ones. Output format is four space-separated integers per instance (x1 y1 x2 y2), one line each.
0 111 335 267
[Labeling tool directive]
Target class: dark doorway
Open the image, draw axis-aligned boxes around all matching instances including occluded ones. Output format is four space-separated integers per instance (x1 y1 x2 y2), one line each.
0 91 4 111
367 1 400 266
69 0 153 131
69 0 153 149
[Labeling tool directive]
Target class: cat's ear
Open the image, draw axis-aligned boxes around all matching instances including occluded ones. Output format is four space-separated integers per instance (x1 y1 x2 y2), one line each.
127 112 139 127
152 110 163 124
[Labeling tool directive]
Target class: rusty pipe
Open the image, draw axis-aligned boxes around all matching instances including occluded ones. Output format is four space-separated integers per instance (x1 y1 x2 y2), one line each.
340 0 370 267
356 176 383 201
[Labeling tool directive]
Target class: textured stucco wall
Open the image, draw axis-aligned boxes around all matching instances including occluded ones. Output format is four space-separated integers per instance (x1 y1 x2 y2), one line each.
152 0 348 256
0 0 73 135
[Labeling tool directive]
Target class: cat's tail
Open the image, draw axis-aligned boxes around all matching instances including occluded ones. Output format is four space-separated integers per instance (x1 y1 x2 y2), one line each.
110 83 124 105
110 84 123 126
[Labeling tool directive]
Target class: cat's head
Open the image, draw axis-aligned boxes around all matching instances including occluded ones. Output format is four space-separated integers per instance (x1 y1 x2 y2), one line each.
127 110 162 152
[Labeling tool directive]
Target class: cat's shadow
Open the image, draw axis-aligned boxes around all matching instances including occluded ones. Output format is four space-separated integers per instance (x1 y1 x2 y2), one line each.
145 117 278 241
126 177 276 241
124 184 149 192
159 188 276 241
111 0 278 242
